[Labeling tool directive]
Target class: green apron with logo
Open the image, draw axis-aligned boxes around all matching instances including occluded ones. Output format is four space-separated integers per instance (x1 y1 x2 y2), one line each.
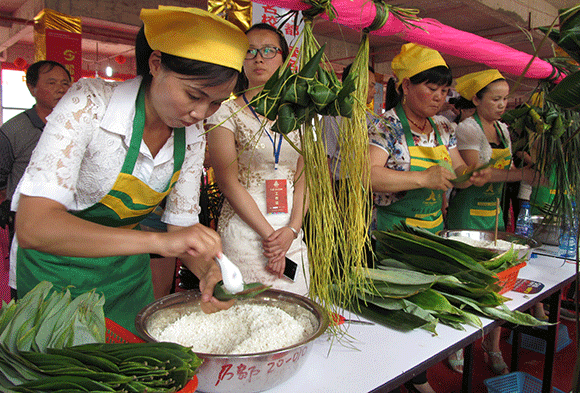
446 113 512 231
17 84 185 334
376 104 452 235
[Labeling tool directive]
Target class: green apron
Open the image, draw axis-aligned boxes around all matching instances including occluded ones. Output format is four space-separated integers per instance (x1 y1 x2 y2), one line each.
446 113 512 231
376 104 452 235
530 168 557 216
17 84 186 334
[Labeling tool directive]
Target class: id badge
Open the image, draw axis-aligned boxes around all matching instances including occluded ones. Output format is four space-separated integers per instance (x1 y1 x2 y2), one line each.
266 179 288 214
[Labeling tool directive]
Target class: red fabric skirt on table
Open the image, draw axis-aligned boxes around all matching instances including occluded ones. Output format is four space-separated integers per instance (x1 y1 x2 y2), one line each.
0 226 10 303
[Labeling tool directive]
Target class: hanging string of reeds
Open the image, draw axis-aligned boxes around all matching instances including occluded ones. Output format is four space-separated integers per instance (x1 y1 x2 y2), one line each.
298 0 422 332
298 18 342 332
246 0 423 336
333 31 373 311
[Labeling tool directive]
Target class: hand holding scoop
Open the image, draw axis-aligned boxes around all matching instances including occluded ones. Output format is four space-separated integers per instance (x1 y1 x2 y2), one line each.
214 253 244 294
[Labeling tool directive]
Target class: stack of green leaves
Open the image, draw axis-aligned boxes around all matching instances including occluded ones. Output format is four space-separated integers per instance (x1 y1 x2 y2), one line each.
1 342 201 392
251 44 357 135
0 281 105 354
353 225 549 334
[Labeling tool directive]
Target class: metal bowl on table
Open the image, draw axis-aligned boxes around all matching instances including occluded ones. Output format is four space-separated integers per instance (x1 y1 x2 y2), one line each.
531 215 561 246
439 230 541 260
135 289 329 393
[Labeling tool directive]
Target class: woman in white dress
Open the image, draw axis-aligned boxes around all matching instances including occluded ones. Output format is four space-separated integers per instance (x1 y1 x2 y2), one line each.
206 24 309 295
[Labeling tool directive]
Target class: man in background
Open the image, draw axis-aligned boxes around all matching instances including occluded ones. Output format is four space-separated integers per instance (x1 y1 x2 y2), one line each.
0 60 71 299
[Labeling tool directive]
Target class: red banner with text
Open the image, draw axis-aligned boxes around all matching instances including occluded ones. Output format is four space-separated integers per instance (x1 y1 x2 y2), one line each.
44 29 82 81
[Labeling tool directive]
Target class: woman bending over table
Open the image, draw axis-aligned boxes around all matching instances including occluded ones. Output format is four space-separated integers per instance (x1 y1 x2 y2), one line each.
12 6 249 333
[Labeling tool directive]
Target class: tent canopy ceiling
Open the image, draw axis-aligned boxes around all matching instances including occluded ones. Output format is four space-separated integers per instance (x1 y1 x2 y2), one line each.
0 0 576 91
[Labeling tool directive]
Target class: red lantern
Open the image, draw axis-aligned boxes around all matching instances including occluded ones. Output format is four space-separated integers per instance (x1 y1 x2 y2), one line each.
14 57 27 70
114 55 126 65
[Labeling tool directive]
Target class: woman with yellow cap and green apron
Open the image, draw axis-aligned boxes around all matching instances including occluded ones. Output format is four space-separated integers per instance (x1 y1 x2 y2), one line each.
368 43 490 393
11 6 249 334
447 69 538 231
445 69 540 375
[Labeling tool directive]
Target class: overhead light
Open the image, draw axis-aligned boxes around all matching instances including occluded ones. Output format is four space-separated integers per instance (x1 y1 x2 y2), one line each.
105 66 113 77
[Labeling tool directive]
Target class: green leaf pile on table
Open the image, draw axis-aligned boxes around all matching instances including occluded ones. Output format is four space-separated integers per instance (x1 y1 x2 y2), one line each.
355 225 551 335
0 281 201 392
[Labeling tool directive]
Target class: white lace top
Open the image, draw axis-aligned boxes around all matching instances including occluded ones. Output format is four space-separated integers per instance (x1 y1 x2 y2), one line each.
9 77 206 289
11 76 205 227
455 116 511 164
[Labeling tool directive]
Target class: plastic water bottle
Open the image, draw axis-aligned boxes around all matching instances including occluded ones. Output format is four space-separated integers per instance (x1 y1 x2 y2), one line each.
558 202 577 259
567 203 578 259
558 226 570 258
515 201 533 238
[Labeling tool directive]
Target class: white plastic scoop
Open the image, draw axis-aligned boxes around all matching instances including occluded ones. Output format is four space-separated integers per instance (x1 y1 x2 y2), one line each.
214 254 244 294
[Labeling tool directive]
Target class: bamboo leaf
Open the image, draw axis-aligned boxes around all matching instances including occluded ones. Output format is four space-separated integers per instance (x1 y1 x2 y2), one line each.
0 282 52 352
401 299 439 335
356 293 405 310
560 6 580 31
365 267 446 285
480 305 553 326
370 281 431 298
374 230 495 277
213 282 271 301
307 81 337 110
434 313 466 330
439 292 488 314
32 290 71 352
353 299 437 333
546 70 580 109
383 252 464 276
454 308 483 329
297 45 326 79
400 224 496 261
451 157 500 184
481 248 519 271
253 67 292 120
272 102 300 134
0 301 17 338
282 74 309 106
407 289 460 315
376 258 420 271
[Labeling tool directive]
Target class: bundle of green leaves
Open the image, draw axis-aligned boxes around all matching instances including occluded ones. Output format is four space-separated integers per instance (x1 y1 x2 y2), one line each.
251 45 357 135
0 281 105 353
353 225 550 334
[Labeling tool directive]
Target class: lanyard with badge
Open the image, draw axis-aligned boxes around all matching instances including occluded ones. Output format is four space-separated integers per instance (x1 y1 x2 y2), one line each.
242 94 288 214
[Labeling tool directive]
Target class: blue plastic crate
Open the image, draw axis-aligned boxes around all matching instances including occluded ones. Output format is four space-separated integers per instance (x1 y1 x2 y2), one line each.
507 324 572 354
484 372 565 393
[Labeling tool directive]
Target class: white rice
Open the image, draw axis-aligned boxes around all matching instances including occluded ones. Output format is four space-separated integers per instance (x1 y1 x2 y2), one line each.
149 303 315 354
452 236 529 251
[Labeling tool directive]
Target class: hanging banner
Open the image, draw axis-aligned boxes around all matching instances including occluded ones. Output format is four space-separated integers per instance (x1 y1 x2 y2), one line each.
34 9 82 81
253 4 303 71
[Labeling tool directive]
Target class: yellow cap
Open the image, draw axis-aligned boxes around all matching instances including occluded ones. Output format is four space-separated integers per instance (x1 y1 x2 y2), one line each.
391 43 448 87
455 69 504 101
140 6 249 72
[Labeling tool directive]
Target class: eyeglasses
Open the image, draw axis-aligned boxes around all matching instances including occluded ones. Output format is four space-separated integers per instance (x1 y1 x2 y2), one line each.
245 46 282 60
